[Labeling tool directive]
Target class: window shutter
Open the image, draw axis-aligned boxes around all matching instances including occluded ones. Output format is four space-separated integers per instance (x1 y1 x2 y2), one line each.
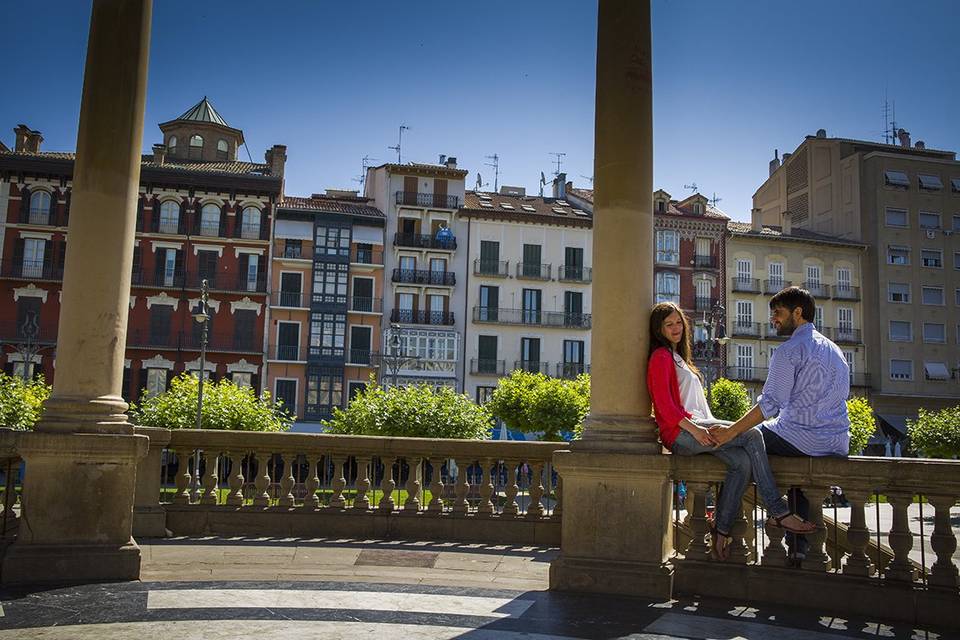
259 205 270 240
136 196 144 231
174 249 184 284
132 246 142 282
234 206 244 238
122 366 132 402
62 189 71 227
56 241 67 275
42 240 53 276
154 248 165 284
219 204 228 237
48 188 59 225
12 239 24 270
238 253 249 285
15 187 29 224
151 198 161 232
191 204 201 234
251 373 260 392
177 202 187 234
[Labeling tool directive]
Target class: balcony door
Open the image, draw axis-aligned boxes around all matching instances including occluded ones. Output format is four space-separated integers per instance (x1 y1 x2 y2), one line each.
280 272 302 307
520 337 541 372
276 322 300 361
563 340 585 377
479 285 498 321
564 247 583 279
480 240 500 274
768 262 784 289
22 238 46 278
564 291 583 326
352 276 374 312
350 325 372 365
522 288 542 324
522 244 541 277
197 250 218 286
477 335 498 374
736 344 754 380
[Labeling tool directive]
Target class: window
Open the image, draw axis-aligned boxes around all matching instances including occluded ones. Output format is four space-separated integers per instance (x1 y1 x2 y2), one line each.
168 136 178 155
22 238 45 278
884 170 909 188
805 264 821 287
149 305 173 346
521 244 543 277
216 139 229 161
309 312 346 358
476 335 498 374
922 286 944 305
843 351 855 376
244 254 260 291
189 134 204 159
348 381 367 401
768 262 784 288
735 344 754 379
890 359 912 380
562 340 585 378
232 372 252 388
695 278 711 307
197 249 218 283
282 239 303 259
428 294 446 321
921 249 942 268
837 308 853 332
200 203 220 236
305 370 343 415
735 300 753 327
957 288 960 306
885 208 908 227
350 276 373 311
520 337 541 372
693 203 702 215
655 230 679 264
476 386 496 405
276 322 301 360
889 320 912 342
158 201 179 234
274 379 299 414
923 323 946 343
736 258 753 283
888 282 910 303
953 215 960 232
234 309 257 351
146 369 168 396
430 257 447 274
918 174 944 191
655 271 679 304
887 246 910 265
396 329 458 362
924 362 950 380
279 272 303 307
315 225 350 257
953 178 960 193
29 191 52 225
522 288 542 324
241 207 261 239
564 246 585 280
478 285 498 321
398 293 414 311
814 306 823 329
955 252 960 270
835 267 851 293
656 200 666 213
919 211 941 229
696 238 711 259
479 240 500 274
313 262 348 304
349 325 372 364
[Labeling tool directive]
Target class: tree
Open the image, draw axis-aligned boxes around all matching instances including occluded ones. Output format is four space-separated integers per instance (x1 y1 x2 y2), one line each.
325 379 492 439
708 378 751 422
487 370 591 441
846 396 876 455
907 405 960 459
130 373 292 431
0 373 51 430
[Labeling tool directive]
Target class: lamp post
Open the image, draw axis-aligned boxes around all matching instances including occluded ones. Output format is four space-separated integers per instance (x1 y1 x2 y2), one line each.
9 312 44 381
193 278 210 429
702 301 728 405
379 323 420 388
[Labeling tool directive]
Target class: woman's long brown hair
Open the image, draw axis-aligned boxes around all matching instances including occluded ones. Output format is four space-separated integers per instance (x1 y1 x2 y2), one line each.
648 302 700 377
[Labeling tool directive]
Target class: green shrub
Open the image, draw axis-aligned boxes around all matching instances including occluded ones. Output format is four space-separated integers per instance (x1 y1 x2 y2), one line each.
0 373 51 430
907 406 960 459
708 378 751 422
846 396 876 455
487 370 590 441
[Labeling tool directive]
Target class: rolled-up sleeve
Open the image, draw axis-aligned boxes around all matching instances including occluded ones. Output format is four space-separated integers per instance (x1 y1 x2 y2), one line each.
758 347 796 419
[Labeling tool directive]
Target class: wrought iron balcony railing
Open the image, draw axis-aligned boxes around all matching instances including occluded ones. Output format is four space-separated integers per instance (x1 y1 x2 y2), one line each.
514 360 549 374
731 277 761 293
351 247 384 265
391 268 456 286
556 362 590 379
346 349 379 366
271 291 307 308
393 232 457 251
725 366 768 382
269 344 307 361
273 240 312 260
823 327 862 344
695 296 716 312
390 309 455 326
470 358 505 376
515 262 551 280
472 306 591 329
473 259 509 277
395 191 460 209
731 321 761 337
558 265 592 283
831 285 861 300
349 297 383 313
764 279 791 294
693 254 717 269
803 282 829 298
1 259 63 282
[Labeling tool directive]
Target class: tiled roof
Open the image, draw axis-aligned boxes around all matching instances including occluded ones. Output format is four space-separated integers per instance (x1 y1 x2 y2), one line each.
278 195 385 219
176 97 229 127
375 162 469 178
562 187 728 220
567 187 594 203
0 149 275 178
728 221 867 248
461 191 593 227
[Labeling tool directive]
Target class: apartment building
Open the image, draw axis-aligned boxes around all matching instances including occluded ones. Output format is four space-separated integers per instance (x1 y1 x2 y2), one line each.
268 192 385 427
0 99 283 398
725 212 868 398
460 187 593 405
363 159 468 390
753 128 960 426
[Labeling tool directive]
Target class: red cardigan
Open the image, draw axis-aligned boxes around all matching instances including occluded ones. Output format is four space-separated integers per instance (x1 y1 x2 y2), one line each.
647 346 691 448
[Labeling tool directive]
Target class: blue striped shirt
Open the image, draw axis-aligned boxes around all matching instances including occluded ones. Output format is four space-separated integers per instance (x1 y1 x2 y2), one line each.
759 322 850 456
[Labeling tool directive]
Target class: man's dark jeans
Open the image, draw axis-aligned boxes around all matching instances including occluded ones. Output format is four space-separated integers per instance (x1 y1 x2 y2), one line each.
759 426 809 556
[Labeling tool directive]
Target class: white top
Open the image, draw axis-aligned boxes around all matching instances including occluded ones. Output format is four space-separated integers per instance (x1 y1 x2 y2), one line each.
672 351 715 422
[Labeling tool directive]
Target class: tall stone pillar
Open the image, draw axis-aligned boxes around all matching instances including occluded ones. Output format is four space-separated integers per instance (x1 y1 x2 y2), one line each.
550 0 674 598
2 0 152 585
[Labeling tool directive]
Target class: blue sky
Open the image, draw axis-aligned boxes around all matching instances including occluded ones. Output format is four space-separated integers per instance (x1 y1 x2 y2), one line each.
2 0 957 220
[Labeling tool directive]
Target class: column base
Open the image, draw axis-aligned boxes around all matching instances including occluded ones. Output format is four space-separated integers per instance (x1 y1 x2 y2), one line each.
550 555 674 598
575 414 661 454
2 541 141 585
133 505 170 538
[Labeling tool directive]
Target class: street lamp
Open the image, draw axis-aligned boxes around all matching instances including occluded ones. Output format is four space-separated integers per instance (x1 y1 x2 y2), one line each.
702 301 728 405
378 323 420 388
6 312 45 382
192 278 210 430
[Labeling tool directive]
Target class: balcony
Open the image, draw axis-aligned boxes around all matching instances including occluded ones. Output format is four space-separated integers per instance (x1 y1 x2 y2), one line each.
1 259 63 282
180 332 262 354
273 240 312 261
832 285 861 301
390 309 455 326
197 221 221 237
269 344 307 362
395 191 460 209
655 251 679 265
473 259 509 278
348 297 383 314
126 329 180 350
730 321 761 337
472 306 592 330
26 211 53 226
725 365 768 382
393 232 457 251
692 341 721 360
556 362 589 378
309 344 345 360
731 277 760 293
803 281 829 298
514 360 549 374
693 254 717 269
351 247 384 265
270 291 307 308
238 222 262 240
0 321 58 345
764 279 791 294
346 349 379 366
823 326 862 344
391 268 456 286
695 296 716 312
157 221 180 235
515 262 551 281
470 358 505 376
558 265 592 283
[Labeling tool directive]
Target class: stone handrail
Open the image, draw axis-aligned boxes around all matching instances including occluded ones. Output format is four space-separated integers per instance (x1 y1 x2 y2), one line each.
671 454 960 590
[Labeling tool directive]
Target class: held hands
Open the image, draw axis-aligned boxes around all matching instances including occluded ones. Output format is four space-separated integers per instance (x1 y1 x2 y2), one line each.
709 425 736 447
690 425 719 447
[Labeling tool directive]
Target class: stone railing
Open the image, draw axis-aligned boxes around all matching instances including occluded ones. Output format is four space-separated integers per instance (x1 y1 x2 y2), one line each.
137 429 565 545
671 454 960 629
0 430 21 549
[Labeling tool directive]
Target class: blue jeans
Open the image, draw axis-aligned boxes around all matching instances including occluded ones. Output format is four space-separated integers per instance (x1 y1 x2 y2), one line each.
672 427 789 535
760 426 809 555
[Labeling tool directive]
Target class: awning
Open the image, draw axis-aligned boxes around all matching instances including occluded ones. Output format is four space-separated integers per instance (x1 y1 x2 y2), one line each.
924 361 950 380
918 174 944 190
884 170 909 187
877 414 909 439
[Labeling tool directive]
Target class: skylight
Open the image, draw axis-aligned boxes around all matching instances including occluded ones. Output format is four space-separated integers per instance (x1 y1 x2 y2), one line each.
552 207 567 215
500 203 514 210
521 205 536 212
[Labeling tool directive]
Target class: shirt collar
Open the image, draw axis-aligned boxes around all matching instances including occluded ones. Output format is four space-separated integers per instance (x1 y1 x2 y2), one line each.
787 322 814 342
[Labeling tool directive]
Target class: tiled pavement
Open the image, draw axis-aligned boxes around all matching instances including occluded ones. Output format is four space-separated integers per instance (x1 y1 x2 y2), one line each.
0 537 952 639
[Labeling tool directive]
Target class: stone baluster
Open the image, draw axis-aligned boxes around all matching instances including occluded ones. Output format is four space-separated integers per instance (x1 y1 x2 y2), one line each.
378 457 396 512
802 485 832 572
328 455 346 508
253 451 272 507
684 480 710 560
526 461 545 519
452 458 470 515
189 451 202 504
842 489 875 576
478 459 494 515
200 450 219 505
354 456 371 510
726 494 751 564
928 493 959 589
553 474 563 518
502 461 519 517
278 453 296 508
404 457 422 512
226 451 245 506
172 449 193 505
762 508 788 567
301 454 320 510
427 458 444 514
885 490 918 582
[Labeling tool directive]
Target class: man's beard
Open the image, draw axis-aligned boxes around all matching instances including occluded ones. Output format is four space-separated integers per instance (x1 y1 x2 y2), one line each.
776 317 797 336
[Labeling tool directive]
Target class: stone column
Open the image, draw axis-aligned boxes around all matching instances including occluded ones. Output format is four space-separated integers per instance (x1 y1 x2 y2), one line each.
550 0 673 599
2 0 152 585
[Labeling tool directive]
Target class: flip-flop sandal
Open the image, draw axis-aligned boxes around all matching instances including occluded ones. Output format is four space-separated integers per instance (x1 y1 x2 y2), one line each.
709 525 732 561
768 512 817 535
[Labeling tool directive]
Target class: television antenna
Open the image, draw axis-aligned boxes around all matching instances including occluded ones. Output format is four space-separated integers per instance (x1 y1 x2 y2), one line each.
882 96 898 145
475 172 488 191
539 171 547 197
353 155 378 189
387 124 410 163
484 154 500 192
579 174 594 185
709 192 722 207
683 182 699 194
549 152 566 177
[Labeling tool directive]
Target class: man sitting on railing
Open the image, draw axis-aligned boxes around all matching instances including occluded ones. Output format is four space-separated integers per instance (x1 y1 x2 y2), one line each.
712 286 850 560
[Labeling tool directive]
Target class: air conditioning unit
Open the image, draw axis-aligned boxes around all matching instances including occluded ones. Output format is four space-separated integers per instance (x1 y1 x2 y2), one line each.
925 229 936 239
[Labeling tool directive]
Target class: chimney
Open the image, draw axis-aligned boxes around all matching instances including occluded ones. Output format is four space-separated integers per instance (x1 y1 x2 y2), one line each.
152 143 167 165
751 207 763 232
782 152 791 163
14 124 42 153
553 172 567 199
768 149 780 177
915 140 925 150
438 154 446 165
445 156 457 169
897 128 911 148
781 211 792 235
816 128 827 138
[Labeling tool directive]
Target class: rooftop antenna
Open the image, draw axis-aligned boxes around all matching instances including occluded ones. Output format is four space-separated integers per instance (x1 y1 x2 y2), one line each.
353 155 378 189
484 154 500 192
549 152 566 177
475 172 487 191
709 192 722 208
387 124 410 163
683 182 698 194
579 174 594 185
539 171 547 197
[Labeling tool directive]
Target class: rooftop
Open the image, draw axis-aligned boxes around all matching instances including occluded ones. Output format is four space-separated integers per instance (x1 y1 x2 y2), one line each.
461 191 593 227
727 221 868 248
0 149 276 178
278 194 385 219
175 96 230 127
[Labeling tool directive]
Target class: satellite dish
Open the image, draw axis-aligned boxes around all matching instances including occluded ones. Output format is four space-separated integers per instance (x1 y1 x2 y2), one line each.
476 173 482 190
540 171 546 186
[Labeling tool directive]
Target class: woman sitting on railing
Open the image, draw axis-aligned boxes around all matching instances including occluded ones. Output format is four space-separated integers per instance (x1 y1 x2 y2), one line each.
647 302 815 560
